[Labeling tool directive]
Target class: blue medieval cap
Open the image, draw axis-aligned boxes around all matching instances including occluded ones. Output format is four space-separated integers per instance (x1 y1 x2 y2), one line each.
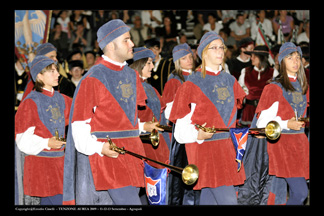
278 42 302 65
172 43 193 62
197 31 224 59
97 19 131 50
30 55 55 82
36 43 57 56
133 47 155 62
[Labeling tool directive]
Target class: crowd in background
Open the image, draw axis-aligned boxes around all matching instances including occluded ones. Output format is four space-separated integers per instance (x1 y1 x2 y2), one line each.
15 10 310 108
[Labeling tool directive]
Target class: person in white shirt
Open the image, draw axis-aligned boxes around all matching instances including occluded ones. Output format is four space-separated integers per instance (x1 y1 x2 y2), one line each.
251 10 275 46
203 13 223 34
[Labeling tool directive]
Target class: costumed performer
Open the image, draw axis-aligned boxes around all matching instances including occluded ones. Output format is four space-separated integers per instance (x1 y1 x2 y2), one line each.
238 45 278 126
15 55 72 205
62 19 159 205
169 31 246 205
129 47 170 169
255 42 309 205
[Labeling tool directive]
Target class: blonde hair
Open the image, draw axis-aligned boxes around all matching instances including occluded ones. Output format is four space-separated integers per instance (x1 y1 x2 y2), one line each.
170 54 196 82
200 41 227 78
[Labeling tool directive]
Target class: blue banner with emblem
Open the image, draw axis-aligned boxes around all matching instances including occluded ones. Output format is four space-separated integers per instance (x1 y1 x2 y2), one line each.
229 128 249 172
144 161 168 205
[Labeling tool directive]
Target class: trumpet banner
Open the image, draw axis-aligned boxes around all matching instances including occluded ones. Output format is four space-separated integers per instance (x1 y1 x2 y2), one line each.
144 161 168 205
14 10 52 70
229 127 249 172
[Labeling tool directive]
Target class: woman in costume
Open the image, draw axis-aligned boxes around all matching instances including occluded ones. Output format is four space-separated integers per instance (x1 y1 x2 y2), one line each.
15 55 72 205
169 32 246 205
163 43 195 122
238 45 279 127
255 42 309 205
129 47 170 169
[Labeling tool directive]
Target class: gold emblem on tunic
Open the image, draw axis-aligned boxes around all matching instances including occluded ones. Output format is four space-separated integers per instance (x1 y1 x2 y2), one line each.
216 87 230 100
120 83 133 99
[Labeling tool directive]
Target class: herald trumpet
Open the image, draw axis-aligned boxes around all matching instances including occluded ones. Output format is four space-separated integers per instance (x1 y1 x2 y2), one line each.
195 120 281 140
55 128 66 142
107 136 199 185
140 129 159 147
139 117 172 147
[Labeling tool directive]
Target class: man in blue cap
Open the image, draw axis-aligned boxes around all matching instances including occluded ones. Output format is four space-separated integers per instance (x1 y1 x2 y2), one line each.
63 19 151 205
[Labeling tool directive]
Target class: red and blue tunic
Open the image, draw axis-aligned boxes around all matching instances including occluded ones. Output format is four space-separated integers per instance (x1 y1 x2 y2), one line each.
255 78 309 179
139 80 169 169
15 89 71 197
169 69 246 190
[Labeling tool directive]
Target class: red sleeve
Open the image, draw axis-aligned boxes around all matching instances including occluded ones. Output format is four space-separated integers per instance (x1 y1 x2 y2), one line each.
168 81 199 123
62 94 72 126
15 98 49 138
255 83 282 117
72 77 101 122
135 70 147 107
233 78 246 109
153 87 166 114
162 78 182 105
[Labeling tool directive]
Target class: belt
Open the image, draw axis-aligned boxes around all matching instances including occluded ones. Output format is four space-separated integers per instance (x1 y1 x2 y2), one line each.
91 129 139 139
246 99 259 107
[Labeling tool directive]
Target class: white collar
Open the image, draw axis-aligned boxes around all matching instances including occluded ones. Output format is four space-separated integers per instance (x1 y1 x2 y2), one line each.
206 65 222 75
102 55 127 68
288 73 297 80
253 66 264 72
139 75 148 80
182 68 192 74
42 87 54 93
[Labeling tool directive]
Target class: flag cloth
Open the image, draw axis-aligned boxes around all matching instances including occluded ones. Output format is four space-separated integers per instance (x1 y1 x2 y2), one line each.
15 10 52 70
229 128 249 172
144 161 168 205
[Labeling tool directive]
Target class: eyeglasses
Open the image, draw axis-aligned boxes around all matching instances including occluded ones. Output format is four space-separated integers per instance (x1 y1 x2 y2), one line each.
208 46 225 51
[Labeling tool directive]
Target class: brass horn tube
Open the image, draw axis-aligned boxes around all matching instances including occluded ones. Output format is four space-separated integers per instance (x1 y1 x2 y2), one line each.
107 136 199 185
195 120 281 140
140 129 159 146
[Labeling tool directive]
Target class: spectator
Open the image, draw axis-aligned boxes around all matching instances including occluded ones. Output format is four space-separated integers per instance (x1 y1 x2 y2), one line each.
69 22 92 52
69 10 88 32
203 13 223 34
156 15 178 43
84 51 96 73
220 10 237 25
272 10 294 42
56 10 71 38
92 10 109 32
49 23 70 60
68 60 84 88
297 20 309 44
229 13 251 43
108 10 119 20
219 27 236 49
251 10 274 46
227 37 254 80
130 14 151 47
141 10 162 35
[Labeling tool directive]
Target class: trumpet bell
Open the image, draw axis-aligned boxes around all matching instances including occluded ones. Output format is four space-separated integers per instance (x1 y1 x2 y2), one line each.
182 164 199 185
265 121 281 140
150 129 159 147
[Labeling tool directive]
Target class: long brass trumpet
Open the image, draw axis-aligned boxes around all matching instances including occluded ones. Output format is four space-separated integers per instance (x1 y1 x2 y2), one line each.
107 136 199 185
139 117 173 146
195 120 281 140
